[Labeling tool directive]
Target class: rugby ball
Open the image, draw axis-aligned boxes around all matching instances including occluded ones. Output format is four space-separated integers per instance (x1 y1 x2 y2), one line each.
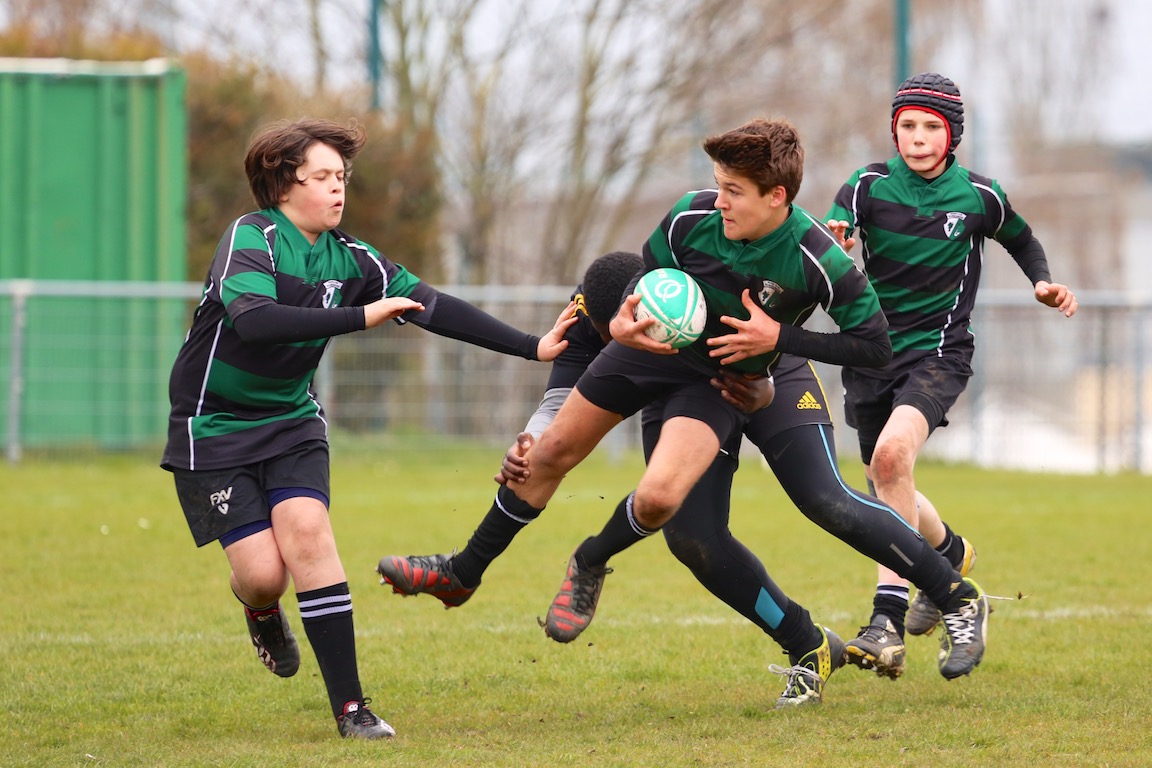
634 268 707 349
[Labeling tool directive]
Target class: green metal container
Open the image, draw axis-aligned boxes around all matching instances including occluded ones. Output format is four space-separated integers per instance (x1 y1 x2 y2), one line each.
0 58 187 454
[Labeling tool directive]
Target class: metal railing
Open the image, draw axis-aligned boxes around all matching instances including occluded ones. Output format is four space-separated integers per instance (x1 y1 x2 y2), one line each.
2 279 1149 473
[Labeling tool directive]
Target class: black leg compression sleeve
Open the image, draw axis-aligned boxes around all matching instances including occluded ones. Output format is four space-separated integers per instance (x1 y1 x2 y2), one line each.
661 450 805 646
764 423 957 609
640 413 813 654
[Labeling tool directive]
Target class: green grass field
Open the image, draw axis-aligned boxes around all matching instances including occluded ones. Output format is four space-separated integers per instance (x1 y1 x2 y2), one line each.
3 439 1150 767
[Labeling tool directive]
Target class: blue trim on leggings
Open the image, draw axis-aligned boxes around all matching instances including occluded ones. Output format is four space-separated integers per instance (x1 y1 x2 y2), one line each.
755 588 785 628
815 424 917 533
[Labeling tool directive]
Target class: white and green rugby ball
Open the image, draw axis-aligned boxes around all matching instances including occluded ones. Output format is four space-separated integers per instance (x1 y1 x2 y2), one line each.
634 267 707 349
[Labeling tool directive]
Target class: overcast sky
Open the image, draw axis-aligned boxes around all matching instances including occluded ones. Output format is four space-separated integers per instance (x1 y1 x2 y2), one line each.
3 0 1149 144
1098 0 1151 141
246 0 1152 146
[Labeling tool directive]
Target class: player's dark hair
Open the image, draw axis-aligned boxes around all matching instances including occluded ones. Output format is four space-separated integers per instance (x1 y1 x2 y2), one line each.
244 118 367 209
582 251 642 323
891 72 964 152
702 118 804 202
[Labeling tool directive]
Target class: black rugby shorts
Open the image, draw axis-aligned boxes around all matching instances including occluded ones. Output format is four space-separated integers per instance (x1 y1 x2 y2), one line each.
172 440 330 547
576 341 744 445
842 355 973 464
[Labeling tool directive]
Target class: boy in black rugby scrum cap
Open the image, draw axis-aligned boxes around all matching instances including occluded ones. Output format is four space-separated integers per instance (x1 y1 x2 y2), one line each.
826 73 1078 679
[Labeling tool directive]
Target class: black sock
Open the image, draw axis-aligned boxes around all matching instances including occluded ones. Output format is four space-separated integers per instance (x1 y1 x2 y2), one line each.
576 492 655 568
452 485 544 587
871 587 910 636
776 602 822 663
936 522 966 570
298 583 361 720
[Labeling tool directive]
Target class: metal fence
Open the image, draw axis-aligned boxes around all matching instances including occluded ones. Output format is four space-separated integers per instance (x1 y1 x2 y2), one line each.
2 279 1149 473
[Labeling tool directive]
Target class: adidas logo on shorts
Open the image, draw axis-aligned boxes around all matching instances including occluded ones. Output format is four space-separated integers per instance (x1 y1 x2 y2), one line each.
796 391 823 410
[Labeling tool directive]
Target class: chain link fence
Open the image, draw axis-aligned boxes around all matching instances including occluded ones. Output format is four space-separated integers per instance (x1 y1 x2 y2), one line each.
2 280 1148 473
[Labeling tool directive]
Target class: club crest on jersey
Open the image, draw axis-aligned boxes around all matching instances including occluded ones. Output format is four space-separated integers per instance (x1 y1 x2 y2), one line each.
758 280 782 307
943 212 967 240
322 280 344 308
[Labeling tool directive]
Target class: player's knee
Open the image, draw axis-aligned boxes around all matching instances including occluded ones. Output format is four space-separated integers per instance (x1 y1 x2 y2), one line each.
279 517 337 567
662 524 689 558
662 527 709 571
532 432 581 477
234 564 289 604
870 441 914 487
633 487 681 528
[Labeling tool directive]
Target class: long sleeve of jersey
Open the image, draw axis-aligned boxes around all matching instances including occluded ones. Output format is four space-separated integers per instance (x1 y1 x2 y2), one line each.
1005 236 1052 285
775 322 892 368
401 282 541 360
232 304 365 343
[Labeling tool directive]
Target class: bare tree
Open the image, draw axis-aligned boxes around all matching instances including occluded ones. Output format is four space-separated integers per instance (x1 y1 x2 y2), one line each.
428 0 854 284
34 0 1112 292
427 0 991 285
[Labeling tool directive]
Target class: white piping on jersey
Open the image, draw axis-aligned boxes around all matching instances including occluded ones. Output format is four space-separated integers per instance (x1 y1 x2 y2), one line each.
219 218 277 299
667 206 717 268
847 170 887 270
797 209 840 310
338 235 391 298
935 178 999 356
849 169 887 226
971 181 1007 236
934 233 980 358
185 218 255 470
218 219 242 289
259 221 277 272
187 277 212 341
310 382 329 437
186 319 226 470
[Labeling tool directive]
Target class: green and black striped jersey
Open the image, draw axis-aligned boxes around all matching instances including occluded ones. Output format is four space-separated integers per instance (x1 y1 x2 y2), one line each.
645 189 889 376
163 208 420 471
826 156 1041 371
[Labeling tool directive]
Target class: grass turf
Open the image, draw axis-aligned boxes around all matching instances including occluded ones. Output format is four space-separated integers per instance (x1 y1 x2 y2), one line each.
2 440 1150 767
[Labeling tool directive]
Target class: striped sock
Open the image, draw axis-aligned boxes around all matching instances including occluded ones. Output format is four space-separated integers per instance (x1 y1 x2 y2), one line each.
298 582 361 720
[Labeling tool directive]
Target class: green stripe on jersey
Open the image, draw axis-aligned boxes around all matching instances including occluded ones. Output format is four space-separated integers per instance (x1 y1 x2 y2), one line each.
881 230 969 268
873 283 960 314
223 270 277 306
190 403 321 441
891 327 952 352
207 359 316 408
